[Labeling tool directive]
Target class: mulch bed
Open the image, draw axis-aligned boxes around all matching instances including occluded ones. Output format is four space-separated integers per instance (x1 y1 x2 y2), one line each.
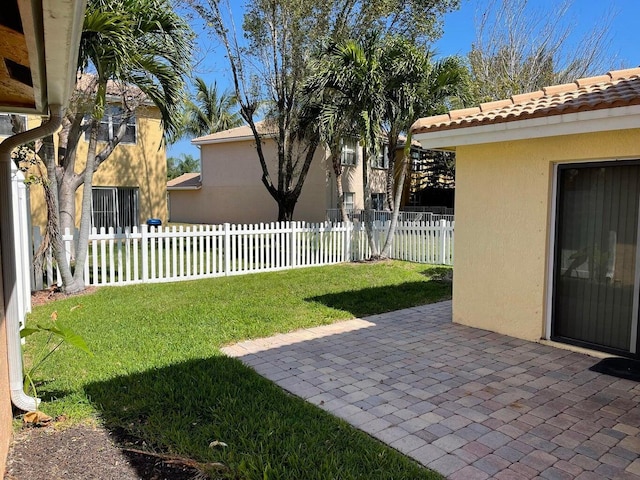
5 424 202 480
30 286 99 308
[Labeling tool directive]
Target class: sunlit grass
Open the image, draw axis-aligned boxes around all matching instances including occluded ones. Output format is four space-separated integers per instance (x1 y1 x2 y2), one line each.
24 261 450 479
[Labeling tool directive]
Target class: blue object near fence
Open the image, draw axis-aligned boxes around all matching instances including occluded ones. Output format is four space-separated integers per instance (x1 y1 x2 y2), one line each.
146 218 162 226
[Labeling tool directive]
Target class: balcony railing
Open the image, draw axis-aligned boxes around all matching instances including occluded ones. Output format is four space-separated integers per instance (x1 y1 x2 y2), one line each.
326 208 454 223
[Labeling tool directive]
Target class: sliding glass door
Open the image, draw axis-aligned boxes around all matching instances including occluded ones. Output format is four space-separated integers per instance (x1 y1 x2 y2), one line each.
552 161 640 357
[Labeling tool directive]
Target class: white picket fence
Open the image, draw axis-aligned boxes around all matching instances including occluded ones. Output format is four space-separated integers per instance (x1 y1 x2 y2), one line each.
31 220 454 289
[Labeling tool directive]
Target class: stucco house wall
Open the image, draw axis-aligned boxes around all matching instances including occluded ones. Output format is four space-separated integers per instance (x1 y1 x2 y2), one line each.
453 129 640 341
29 104 167 229
169 133 388 225
411 68 640 357
172 138 328 224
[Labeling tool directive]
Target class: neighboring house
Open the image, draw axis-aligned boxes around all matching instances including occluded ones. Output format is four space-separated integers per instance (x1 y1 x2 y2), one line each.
167 172 201 222
26 76 168 231
411 67 640 359
0 0 85 475
168 123 401 224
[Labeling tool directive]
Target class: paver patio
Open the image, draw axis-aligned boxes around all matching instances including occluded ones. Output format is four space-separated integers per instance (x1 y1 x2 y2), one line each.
222 301 640 479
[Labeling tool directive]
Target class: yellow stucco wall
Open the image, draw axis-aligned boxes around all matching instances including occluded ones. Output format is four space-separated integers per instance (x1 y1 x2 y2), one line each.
453 128 640 341
29 105 167 229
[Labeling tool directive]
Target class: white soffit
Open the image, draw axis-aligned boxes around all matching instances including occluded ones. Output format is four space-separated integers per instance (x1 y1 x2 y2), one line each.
42 0 86 109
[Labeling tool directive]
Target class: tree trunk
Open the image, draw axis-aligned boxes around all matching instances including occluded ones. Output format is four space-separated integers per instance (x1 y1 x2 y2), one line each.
68 118 100 292
385 133 399 211
277 194 297 222
58 179 77 250
361 147 379 258
43 138 81 292
380 138 411 258
329 148 349 223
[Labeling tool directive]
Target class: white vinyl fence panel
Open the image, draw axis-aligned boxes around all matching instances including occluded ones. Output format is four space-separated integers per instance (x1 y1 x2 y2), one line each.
31 220 453 289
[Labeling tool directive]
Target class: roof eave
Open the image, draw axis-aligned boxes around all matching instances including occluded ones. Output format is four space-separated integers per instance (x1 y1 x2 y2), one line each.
43 0 86 110
412 105 640 151
8 0 86 114
167 185 202 191
192 135 255 145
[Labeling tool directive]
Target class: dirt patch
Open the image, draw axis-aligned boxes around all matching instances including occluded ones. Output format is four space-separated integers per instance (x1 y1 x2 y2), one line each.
5 424 203 480
30 287 99 308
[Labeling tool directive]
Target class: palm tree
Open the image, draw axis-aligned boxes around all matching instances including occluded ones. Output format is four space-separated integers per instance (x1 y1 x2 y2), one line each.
307 33 388 256
379 53 469 257
178 78 243 139
308 33 469 258
45 0 192 293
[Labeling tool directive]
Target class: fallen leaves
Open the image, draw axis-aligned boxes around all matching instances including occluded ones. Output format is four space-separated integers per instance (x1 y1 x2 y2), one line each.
23 411 52 426
208 440 227 449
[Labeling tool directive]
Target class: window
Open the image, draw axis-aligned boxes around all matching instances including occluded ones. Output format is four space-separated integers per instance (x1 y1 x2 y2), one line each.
85 106 136 144
372 193 386 211
0 114 26 137
343 192 355 210
373 144 389 169
340 138 357 166
92 187 139 230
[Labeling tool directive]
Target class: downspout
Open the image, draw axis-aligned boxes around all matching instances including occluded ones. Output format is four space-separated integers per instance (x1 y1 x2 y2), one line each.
0 105 62 411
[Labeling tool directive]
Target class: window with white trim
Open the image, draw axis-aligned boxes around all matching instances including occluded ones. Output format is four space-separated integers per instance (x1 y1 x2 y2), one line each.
373 144 389 169
371 193 386 211
85 106 136 144
343 192 355 210
340 138 357 166
92 187 139 230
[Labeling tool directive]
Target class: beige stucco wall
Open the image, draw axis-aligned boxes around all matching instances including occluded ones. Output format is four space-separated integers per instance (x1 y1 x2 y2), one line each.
453 128 640 341
169 136 391 225
325 147 387 210
170 138 328 224
28 106 167 229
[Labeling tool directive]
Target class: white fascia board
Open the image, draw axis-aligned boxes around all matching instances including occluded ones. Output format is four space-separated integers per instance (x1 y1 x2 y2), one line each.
42 0 86 109
167 186 202 191
192 135 253 145
413 105 640 151
192 132 276 146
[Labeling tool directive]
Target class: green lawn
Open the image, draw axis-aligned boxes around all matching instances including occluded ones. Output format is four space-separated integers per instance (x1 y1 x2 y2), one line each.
24 261 451 479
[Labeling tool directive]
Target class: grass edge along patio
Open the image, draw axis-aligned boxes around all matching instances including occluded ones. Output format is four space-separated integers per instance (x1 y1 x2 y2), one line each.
22 261 452 479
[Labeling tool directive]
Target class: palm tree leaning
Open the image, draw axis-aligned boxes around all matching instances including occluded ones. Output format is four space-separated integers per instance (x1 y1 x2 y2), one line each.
45 0 192 293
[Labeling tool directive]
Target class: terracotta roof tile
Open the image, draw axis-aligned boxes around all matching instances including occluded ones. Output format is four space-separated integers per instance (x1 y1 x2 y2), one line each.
411 67 640 136
480 99 512 111
75 73 145 100
542 82 578 95
575 74 610 87
449 107 481 119
511 90 544 103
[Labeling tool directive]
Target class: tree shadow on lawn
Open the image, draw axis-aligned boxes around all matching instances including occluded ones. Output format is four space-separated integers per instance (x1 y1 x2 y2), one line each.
84 355 438 480
306 277 451 318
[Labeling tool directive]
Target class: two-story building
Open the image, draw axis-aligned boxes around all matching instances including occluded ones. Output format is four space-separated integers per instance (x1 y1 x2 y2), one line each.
21 77 168 231
167 123 400 224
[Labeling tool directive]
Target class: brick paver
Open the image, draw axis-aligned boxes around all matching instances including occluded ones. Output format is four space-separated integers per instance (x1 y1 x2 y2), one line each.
222 301 640 479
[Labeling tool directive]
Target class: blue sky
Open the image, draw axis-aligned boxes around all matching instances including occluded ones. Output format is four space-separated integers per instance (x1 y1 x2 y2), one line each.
167 0 640 160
